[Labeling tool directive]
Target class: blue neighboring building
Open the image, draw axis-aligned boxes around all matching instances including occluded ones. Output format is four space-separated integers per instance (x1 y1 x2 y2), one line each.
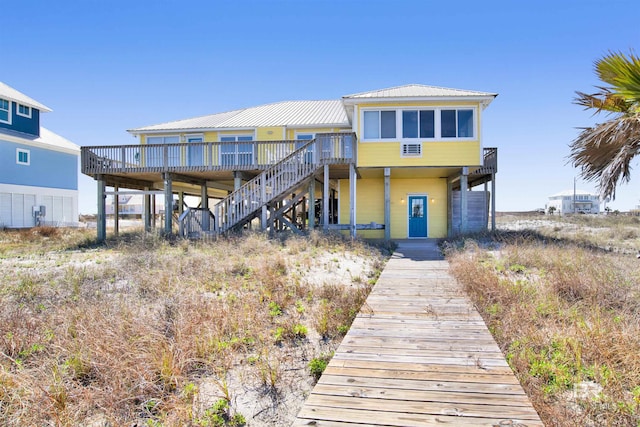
0 82 80 228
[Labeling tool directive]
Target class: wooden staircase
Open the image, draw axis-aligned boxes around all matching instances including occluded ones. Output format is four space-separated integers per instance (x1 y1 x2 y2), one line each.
213 133 355 234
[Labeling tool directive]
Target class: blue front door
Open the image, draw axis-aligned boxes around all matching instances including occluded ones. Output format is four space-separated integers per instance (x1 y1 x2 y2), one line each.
408 196 427 238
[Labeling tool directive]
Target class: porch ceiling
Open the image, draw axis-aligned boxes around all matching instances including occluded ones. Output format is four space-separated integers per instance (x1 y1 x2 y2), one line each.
357 167 459 179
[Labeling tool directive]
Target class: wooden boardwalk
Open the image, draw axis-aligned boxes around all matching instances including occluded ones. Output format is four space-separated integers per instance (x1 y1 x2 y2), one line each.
294 241 543 426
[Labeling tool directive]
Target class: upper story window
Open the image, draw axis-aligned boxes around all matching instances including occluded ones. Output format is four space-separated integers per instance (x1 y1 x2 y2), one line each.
17 148 30 165
362 107 475 141
363 110 396 139
402 110 435 138
17 104 32 118
0 98 10 124
441 109 474 138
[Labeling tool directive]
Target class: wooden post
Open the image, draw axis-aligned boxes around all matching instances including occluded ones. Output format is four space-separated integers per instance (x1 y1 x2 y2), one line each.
179 192 185 215
301 196 307 231
113 185 119 236
309 178 316 230
261 173 267 230
491 172 496 232
201 185 210 231
152 195 156 229
447 180 453 237
349 163 356 238
163 173 173 236
144 187 151 232
233 171 242 191
97 177 106 243
323 164 329 230
384 167 390 241
460 167 468 234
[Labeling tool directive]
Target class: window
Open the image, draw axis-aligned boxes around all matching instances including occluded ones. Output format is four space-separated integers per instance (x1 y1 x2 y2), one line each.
0 98 10 124
363 110 396 139
362 107 474 141
220 135 254 166
441 109 474 138
402 110 435 138
17 148 30 165
146 135 180 166
17 104 32 118
296 133 315 163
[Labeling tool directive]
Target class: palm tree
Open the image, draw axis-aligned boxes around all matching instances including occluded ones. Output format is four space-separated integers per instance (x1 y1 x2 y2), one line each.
569 50 640 200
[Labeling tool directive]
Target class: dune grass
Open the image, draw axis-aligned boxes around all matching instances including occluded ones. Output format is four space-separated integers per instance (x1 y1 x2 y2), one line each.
445 217 640 426
0 228 389 426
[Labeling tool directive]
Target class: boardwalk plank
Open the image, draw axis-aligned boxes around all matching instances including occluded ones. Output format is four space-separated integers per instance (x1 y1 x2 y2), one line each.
294 241 542 426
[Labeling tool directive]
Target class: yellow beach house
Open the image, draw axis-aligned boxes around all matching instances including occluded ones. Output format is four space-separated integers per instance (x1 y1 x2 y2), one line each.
81 84 497 241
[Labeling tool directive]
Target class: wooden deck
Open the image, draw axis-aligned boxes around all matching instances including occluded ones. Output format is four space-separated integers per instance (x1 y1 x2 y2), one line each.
294 241 543 426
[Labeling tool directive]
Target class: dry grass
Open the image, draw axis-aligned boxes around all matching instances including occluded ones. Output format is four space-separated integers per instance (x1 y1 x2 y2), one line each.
0 229 389 426
445 216 640 427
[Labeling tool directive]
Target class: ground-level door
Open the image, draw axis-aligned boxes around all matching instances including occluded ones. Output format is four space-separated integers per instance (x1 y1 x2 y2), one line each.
408 195 427 238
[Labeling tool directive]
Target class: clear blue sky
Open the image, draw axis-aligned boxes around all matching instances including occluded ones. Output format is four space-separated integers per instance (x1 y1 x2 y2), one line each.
3 0 639 214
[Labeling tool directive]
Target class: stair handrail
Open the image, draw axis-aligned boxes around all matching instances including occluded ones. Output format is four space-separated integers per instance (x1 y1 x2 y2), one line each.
214 132 356 233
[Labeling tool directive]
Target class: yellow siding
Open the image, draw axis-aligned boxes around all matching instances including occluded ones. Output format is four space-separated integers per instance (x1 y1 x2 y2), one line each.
256 127 285 141
358 141 481 167
339 177 448 239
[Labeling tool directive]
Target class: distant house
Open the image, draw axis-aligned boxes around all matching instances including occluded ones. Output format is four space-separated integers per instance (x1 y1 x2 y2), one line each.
0 82 80 228
546 190 601 215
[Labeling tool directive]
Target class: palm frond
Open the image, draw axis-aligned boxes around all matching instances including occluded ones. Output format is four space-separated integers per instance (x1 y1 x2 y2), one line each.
595 51 640 108
569 115 640 200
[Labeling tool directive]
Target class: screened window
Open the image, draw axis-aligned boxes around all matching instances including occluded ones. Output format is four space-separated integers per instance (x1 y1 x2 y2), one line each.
441 109 474 138
17 104 32 118
220 135 254 166
17 148 30 165
363 110 396 139
402 110 435 138
0 98 10 124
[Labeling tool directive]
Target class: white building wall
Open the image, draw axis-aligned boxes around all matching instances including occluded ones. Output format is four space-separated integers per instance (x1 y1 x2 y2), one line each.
0 183 78 228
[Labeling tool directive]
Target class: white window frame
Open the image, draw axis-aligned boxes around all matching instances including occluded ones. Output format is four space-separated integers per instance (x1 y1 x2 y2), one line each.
219 134 254 166
17 148 30 165
360 106 477 142
0 98 11 124
16 104 32 118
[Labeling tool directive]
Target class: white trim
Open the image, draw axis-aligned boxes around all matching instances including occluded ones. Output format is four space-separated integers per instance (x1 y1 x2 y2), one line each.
16 148 30 165
16 104 32 118
343 95 495 105
0 130 80 155
218 134 255 142
295 131 315 140
184 133 204 143
406 193 429 239
0 97 11 125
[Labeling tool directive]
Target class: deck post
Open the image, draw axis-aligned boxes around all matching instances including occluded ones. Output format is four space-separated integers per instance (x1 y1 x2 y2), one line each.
233 171 242 191
113 185 119 236
384 167 390 241
349 163 356 238
309 178 316 230
323 164 329 230
163 173 173 236
152 195 157 229
260 173 267 230
460 167 468 233
201 185 210 231
301 197 307 231
491 172 496 232
447 180 453 236
97 176 106 243
178 192 184 215
144 187 151 232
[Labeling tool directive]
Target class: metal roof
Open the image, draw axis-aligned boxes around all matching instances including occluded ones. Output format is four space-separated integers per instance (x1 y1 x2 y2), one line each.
129 100 349 133
0 82 52 112
342 84 497 100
